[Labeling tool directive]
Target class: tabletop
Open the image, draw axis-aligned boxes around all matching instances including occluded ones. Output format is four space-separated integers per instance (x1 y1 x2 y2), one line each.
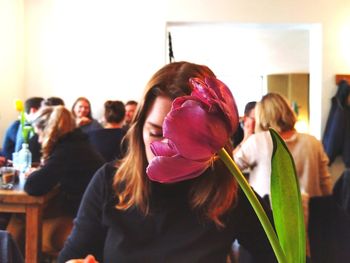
0 174 57 204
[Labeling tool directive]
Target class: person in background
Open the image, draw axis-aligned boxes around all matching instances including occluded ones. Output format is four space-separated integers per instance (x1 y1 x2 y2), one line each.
87 100 126 162
122 100 138 131
7 106 105 254
42 96 65 107
58 61 276 263
232 101 256 152
1 97 43 162
231 101 257 262
24 96 66 164
234 93 332 199
233 92 332 259
71 97 102 133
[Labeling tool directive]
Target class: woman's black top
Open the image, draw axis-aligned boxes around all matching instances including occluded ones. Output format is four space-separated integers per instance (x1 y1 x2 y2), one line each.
24 129 105 215
58 163 277 263
87 128 126 162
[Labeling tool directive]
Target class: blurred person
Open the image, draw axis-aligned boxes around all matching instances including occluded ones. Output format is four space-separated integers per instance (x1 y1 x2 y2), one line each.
58 62 276 263
1 97 43 162
232 101 256 152
234 93 332 198
233 92 332 259
122 100 138 131
42 96 65 107
71 97 102 133
29 96 66 164
88 100 126 162
231 101 257 261
7 106 105 254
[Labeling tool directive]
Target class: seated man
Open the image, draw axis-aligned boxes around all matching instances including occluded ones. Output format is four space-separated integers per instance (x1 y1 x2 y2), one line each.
122 100 138 131
1 97 43 162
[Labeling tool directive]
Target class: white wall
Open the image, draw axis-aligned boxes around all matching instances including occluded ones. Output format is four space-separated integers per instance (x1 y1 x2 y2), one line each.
0 0 350 147
167 23 310 119
0 0 24 141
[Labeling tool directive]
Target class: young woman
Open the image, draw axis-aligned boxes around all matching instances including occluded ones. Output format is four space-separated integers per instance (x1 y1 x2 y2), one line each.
7 106 105 253
234 93 332 199
59 62 276 263
233 93 332 259
71 97 102 133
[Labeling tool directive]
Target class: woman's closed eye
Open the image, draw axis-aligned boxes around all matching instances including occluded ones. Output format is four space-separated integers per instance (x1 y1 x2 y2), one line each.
145 122 163 139
149 131 163 138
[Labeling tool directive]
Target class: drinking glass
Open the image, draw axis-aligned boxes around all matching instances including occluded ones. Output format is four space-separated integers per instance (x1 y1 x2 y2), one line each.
0 167 17 189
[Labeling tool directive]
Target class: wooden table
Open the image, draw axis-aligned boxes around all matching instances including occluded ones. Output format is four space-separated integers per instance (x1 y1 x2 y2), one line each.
0 174 59 263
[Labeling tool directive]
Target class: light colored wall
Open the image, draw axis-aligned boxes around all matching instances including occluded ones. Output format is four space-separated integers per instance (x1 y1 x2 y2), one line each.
0 0 24 141
0 0 350 149
167 24 310 125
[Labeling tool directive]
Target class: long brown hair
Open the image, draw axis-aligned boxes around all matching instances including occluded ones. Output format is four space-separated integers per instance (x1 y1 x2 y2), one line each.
113 61 238 227
31 106 76 160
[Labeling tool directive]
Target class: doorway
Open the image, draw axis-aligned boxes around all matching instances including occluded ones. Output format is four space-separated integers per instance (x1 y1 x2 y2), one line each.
166 22 322 137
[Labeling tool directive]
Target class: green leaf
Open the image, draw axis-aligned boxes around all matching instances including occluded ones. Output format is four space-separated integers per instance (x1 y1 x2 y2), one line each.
22 125 33 144
269 128 306 263
218 148 287 263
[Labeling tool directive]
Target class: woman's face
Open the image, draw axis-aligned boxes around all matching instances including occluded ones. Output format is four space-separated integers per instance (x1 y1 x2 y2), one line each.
74 100 90 118
143 96 172 163
125 104 137 124
243 108 256 133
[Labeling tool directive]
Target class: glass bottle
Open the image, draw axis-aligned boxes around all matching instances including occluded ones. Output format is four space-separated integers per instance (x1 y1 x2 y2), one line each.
18 143 32 174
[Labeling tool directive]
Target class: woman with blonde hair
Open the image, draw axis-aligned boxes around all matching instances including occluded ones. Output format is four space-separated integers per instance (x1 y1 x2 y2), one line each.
25 106 104 200
32 105 75 160
7 106 105 254
234 92 332 198
234 92 332 259
255 93 297 134
59 62 276 263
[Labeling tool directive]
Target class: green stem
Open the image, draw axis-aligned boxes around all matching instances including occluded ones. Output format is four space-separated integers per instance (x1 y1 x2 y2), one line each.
20 111 28 143
218 148 287 263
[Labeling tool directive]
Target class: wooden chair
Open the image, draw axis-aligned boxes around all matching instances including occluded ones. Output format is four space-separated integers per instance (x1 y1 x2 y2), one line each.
41 216 73 262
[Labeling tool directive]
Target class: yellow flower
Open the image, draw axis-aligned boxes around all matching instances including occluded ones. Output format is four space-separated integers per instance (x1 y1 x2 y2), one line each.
15 99 24 112
14 99 32 143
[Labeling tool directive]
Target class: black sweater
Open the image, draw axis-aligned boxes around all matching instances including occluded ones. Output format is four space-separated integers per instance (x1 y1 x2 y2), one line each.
58 163 277 263
24 129 105 215
87 128 126 162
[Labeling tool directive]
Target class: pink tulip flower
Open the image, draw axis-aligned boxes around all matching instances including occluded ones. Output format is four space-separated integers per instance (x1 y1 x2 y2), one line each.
147 77 239 183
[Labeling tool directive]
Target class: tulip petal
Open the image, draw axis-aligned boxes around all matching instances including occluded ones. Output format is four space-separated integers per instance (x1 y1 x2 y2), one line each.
163 101 229 160
150 139 178 157
147 76 240 184
147 154 210 183
190 77 239 134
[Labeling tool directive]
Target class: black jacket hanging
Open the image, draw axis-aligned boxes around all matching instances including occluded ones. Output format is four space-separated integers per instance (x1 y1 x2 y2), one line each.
322 80 350 167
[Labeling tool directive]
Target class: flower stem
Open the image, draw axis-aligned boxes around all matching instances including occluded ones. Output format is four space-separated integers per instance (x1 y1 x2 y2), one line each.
218 148 287 263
